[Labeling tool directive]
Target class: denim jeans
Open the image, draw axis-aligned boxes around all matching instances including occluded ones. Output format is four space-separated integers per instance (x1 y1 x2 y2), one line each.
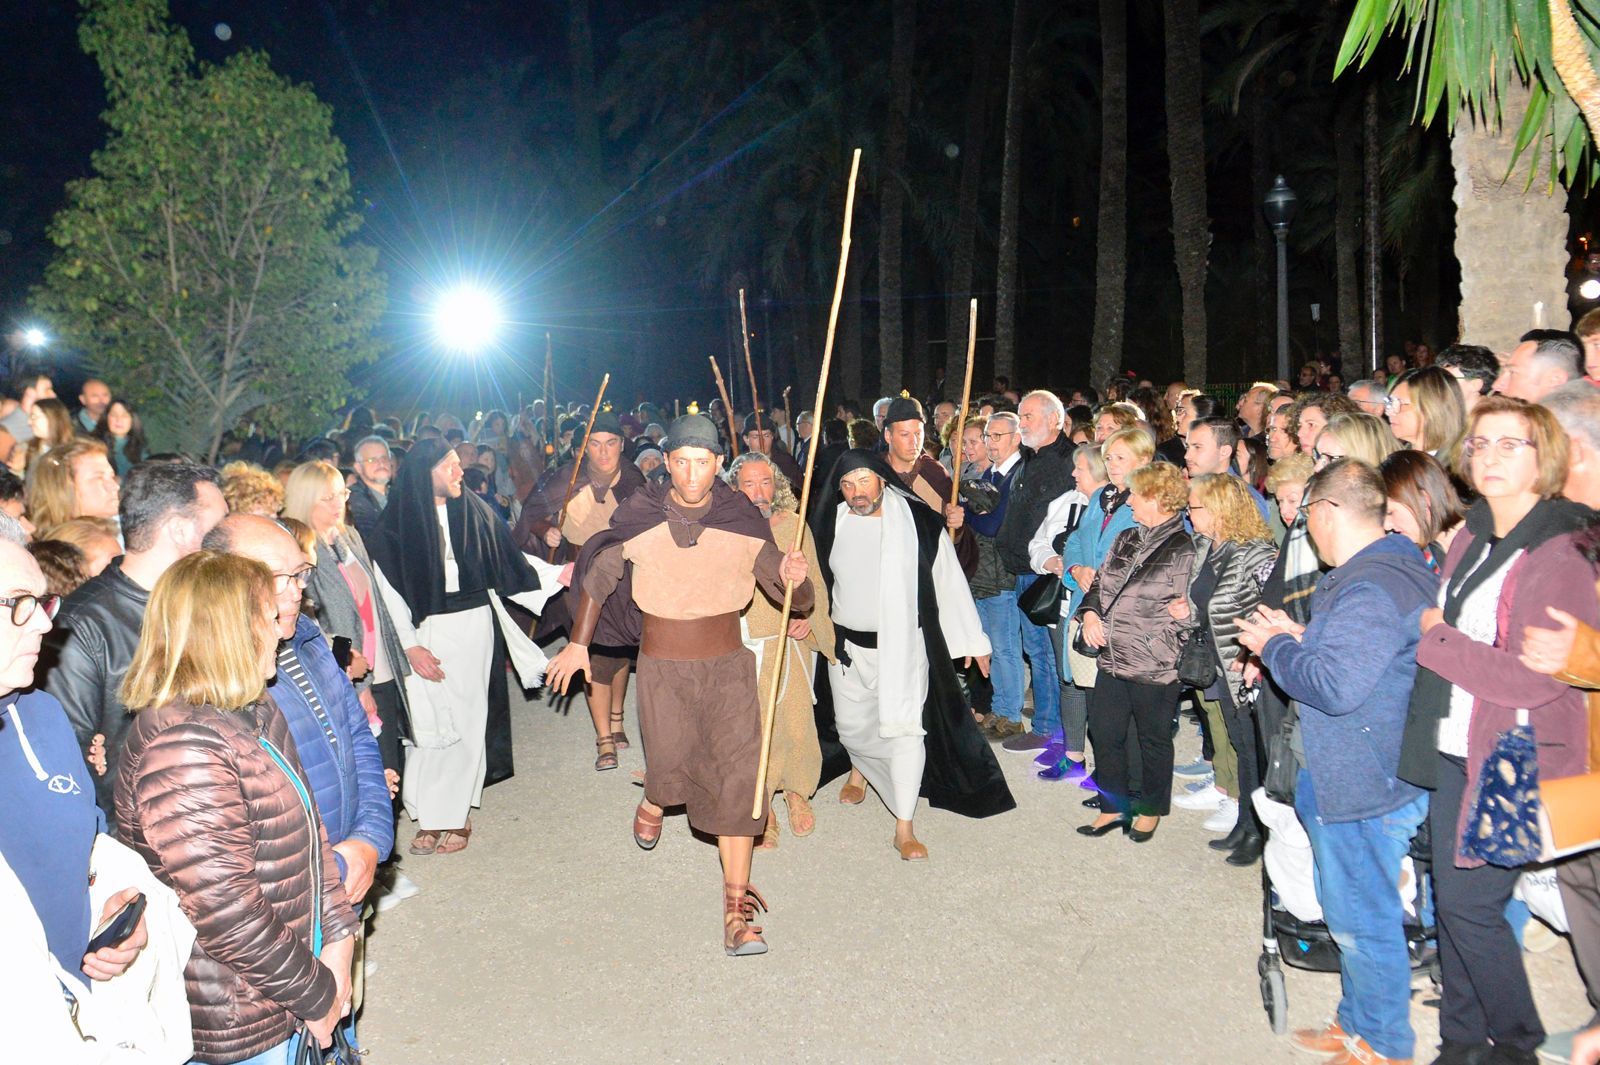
1047 618 1088 751
976 591 1024 724
1013 574 1061 736
199 1037 296 1065
1296 769 1428 1060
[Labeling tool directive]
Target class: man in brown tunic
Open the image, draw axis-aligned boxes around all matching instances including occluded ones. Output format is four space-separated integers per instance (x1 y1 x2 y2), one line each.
727 451 834 850
882 393 955 512
513 409 645 770
740 410 804 486
547 414 811 957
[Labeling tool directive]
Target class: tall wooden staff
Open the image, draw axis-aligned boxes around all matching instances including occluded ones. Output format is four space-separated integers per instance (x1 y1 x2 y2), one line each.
946 298 978 541
753 147 862 818
782 385 793 454
738 289 762 434
549 373 610 563
542 333 555 458
709 355 739 449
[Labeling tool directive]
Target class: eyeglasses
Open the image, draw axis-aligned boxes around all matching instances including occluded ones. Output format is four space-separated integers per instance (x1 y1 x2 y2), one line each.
319 489 351 504
1312 449 1344 465
983 431 1015 440
355 455 390 466
0 593 60 626
271 567 315 594
1305 497 1342 513
1383 396 1412 416
1462 435 1536 458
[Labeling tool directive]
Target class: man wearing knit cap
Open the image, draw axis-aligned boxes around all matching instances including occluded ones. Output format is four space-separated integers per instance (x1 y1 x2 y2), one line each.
513 407 646 771
548 413 812 957
881 394 955 514
741 410 804 486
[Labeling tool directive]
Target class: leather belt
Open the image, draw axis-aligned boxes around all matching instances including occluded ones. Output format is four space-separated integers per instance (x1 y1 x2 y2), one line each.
640 612 742 661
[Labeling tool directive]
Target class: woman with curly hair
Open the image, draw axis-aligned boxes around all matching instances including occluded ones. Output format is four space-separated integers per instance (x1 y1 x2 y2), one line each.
220 461 285 517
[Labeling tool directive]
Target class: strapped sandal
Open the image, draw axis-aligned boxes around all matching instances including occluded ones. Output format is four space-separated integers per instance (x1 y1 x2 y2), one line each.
838 776 866 806
786 793 816 837
757 812 779 851
408 829 441 856
594 735 618 772
609 708 630 751
633 800 663 850
894 837 929 862
723 883 769 957
436 820 472 855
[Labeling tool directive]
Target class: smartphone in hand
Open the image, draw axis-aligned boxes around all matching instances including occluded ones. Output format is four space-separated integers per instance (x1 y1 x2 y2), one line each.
86 892 146 954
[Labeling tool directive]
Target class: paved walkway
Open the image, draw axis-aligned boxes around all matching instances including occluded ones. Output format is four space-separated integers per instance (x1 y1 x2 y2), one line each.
360 684 1590 1064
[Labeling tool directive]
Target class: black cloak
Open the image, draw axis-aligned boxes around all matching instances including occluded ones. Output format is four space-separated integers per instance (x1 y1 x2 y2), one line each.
367 437 544 787
808 449 1016 819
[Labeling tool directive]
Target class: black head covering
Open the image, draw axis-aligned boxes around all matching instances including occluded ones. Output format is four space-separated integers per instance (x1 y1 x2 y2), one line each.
883 394 924 426
742 410 772 434
368 437 541 626
808 447 920 590
588 410 624 440
663 413 726 456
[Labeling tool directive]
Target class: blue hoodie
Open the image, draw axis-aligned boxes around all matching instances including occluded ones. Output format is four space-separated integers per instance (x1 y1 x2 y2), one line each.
1261 534 1438 823
0 690 102 973
269 617 394 883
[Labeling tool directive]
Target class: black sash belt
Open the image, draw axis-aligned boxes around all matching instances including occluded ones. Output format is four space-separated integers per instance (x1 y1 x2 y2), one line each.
834 625 876 668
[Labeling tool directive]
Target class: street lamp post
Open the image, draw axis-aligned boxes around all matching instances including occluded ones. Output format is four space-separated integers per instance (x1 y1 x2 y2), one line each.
1262 175 1298 383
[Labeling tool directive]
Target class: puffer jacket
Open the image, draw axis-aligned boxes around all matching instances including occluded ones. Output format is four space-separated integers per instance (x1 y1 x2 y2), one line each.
1076 514 1195 685
114 698 357 1064
1191 537 1278 709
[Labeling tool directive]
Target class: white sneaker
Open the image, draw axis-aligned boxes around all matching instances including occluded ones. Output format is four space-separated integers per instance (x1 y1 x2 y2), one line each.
1172 783 1225 811
1180 773 1216 793
375 870 422 913
1202 797 1239 832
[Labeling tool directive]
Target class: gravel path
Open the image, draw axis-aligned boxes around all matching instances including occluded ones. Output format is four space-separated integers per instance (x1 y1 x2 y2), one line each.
359 682 1590 1064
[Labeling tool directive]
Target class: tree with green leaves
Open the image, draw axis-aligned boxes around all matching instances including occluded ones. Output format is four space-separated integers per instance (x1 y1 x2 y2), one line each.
1337 0 1600 346
36 0 384 461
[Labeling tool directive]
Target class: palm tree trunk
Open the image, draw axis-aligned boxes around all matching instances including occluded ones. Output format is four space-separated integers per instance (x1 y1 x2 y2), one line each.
1363 82 1385 371
1163 0 1209 387
993 0 1030 384
878 0 917 396
944 11 995 397
1335 97 1364 381
567 0 601 176
841 255 864 402
1250 94 1276 381
1452 80 1570 347
1088 0 1127 390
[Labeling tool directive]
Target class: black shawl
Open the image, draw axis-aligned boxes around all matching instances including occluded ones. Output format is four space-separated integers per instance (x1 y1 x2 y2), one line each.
368 438 542 628
808 448 1016 819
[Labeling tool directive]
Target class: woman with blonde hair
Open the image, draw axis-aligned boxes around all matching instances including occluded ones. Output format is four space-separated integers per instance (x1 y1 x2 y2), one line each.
1177 474 1278 864
1387 366 1467 458
1266 452 1316 526
25 398 76 469
283 460 422 779
1312 412 1400 470
114 551 357 1064
221 461 285 517
26 439 120 535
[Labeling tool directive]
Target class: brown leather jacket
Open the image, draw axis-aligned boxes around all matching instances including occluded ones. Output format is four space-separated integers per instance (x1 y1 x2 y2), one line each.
1077 514 1196 685
114 698 357 1063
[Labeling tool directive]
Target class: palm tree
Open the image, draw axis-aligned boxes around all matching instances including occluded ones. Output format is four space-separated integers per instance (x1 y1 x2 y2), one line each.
942 9 996 399
1088 0 1127 388
993 0 1030 383
1165 0 1210 385
878 0 917 395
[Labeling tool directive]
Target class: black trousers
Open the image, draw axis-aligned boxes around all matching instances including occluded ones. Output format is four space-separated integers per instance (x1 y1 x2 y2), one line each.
1431 752 1544 1051
371 680 407 779
1087 674 1180 817
1222 694 1261 829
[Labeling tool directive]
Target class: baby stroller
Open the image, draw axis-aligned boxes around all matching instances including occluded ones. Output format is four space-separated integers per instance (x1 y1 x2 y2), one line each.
1254 786 1446 1029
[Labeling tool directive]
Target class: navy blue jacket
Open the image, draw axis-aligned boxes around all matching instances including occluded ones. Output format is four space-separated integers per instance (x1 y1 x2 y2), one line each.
268 617 394 878
1262 534 1438 823
0 690 102 973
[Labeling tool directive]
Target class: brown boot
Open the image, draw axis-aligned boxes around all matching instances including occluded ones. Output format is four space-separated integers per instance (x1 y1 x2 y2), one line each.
723 883 768 957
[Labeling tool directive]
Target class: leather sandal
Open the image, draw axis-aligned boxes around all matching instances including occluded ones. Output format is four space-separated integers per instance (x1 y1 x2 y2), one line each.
609 708 629 750
723 883 769 957
633 801 664 850
786 793 816 837
435 820 472 854
895 837 929 861
409 829 442 856
838 776 866 805
594 735 618 772
757 813 780 850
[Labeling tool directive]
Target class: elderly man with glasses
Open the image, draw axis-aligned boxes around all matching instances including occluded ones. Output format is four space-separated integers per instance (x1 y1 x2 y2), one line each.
347 435 394 544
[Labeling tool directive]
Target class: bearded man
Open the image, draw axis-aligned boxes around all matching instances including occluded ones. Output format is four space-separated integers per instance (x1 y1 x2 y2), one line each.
547 415 811 957
513 409 646 770
740 411 804 486
811 450 1014 862
727 452 835 850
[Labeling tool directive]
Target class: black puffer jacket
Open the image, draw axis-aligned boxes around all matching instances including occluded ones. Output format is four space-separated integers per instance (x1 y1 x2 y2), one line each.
994 433 1075 575
38 558 148 818
1076 514 1196 685
1191 537 1278 708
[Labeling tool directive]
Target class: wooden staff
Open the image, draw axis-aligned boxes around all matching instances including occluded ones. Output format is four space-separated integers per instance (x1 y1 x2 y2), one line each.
947 298 978 541
739 289 762 435
753 146 862 818
782 385 793 454
674 399 681 419
543 333 555 457
709 355 738 450
549 373 610 563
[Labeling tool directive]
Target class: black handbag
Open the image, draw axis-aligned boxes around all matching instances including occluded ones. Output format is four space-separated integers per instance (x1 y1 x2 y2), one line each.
1018 574 1064 626
296 1028 358 1065
1176 624 1217 690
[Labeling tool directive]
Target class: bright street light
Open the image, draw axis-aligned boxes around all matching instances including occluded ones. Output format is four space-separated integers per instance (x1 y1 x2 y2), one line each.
432 286 503 353
1581 278 1600 301
21 327 47 349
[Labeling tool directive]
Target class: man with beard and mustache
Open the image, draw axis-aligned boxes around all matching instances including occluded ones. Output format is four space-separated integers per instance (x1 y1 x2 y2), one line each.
547 415 811 957
727 452 835 851
514 409 646 771
811 450 1013 863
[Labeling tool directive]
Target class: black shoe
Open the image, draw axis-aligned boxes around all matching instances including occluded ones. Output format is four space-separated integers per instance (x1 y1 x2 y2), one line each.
1225 832 1264 866
1208 822 1248 852
1081 796 1101 809
1484 1044 1538 1065
1076 817 1129 838
1428 1040 1491 1065
1127 819 1159 843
